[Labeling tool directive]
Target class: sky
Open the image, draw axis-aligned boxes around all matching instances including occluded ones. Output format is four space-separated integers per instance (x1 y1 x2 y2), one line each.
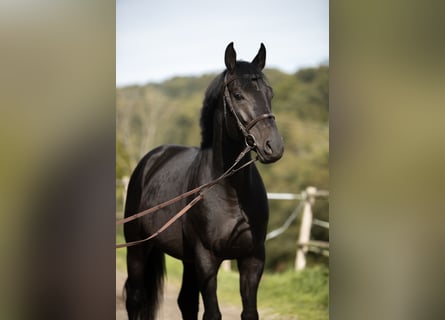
117 0 328 87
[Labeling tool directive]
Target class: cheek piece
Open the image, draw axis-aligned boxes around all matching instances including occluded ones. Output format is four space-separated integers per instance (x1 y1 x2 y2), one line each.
223 74 275 149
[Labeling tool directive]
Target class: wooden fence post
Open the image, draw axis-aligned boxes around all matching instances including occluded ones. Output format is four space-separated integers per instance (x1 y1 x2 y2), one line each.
295 186 317 271
122 176 129 213
221 260 231 272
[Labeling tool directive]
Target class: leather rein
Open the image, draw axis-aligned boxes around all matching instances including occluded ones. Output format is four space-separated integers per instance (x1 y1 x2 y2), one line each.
116 73 274 249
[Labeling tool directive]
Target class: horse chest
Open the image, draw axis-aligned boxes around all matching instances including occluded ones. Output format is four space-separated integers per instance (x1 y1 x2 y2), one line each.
188 163 269 258
200 200 259 257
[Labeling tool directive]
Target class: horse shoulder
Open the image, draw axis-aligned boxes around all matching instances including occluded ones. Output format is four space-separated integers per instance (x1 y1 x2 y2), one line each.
130 145 199 209
139 145 198 181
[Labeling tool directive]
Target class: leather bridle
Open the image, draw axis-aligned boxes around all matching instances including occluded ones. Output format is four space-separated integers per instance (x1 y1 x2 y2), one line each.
223 73 275 148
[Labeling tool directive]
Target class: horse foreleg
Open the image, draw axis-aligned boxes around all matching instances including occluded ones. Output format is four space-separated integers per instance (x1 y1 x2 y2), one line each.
237 251 265 320
178 261 200 320
195 244 221 320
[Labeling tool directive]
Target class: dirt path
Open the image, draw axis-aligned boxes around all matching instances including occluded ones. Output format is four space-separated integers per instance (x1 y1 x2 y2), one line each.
116 271 243 320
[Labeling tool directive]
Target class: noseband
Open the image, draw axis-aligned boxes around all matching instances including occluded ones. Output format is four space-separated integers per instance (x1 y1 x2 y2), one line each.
223 73 275 147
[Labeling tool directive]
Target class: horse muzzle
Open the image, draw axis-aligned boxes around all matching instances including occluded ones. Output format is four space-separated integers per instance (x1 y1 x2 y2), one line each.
255 133 284 164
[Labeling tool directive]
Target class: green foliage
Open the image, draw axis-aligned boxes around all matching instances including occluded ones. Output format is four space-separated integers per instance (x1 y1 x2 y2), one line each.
116 65 329 271
258 266 329 319
116 138 131 179
265 67 329 122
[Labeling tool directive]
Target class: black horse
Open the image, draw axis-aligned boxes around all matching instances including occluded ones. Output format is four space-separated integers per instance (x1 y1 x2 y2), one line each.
123 42 284 320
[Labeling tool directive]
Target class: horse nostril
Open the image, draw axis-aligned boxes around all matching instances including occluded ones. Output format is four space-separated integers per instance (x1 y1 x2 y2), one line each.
264 140 273 155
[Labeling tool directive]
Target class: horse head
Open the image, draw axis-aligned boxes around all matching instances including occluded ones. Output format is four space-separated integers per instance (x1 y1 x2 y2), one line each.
223 42 284 163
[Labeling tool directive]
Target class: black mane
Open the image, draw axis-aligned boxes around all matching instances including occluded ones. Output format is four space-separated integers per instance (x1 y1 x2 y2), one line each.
199 71 226 149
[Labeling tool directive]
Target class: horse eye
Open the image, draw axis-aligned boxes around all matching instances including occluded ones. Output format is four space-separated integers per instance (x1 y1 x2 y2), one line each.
233 92 244 101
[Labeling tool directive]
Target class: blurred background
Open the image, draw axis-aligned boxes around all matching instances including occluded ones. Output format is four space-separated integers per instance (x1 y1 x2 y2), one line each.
2 1 444 320
116 1 329 319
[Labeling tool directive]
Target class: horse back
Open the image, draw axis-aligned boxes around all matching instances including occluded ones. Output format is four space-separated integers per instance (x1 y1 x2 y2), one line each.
124 145 199 258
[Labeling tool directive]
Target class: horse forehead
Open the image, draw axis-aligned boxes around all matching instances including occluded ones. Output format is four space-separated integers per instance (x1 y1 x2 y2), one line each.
234 61 258 74
232 77 266 91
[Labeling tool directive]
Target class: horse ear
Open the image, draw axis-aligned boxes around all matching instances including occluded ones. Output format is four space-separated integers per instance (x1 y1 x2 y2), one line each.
224 42 236 73
252 43 266 70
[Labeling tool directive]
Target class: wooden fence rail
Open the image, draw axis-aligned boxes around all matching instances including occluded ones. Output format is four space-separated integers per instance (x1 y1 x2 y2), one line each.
267 186 329 271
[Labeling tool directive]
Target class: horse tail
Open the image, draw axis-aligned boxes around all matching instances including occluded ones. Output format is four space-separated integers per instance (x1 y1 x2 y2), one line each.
123 153 166 320
145 247 166 319
124 247 165 320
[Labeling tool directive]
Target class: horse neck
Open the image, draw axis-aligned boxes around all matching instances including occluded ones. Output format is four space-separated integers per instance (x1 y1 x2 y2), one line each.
211 107 253 188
